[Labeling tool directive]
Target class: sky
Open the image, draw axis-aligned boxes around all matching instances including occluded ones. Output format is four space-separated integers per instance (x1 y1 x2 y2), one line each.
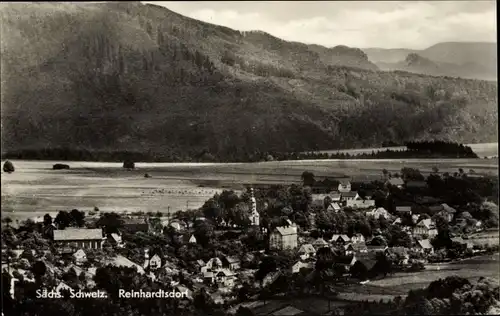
142 1 496 49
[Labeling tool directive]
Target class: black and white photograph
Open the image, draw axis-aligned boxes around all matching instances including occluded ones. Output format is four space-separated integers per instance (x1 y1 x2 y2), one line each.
1 1 499 315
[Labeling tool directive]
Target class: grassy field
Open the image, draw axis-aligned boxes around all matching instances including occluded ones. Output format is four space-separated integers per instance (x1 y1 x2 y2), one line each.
1 158 498 222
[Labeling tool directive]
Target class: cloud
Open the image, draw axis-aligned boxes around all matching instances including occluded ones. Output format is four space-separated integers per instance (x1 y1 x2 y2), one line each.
144 1 496 49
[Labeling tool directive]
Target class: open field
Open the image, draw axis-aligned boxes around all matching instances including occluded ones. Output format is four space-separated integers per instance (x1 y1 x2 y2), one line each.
1 157 498 222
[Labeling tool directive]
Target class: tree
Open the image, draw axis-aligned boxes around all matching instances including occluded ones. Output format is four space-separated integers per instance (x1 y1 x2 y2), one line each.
3 160 15 173
123 160 135 169
350 261 368 280
43 214 52 226
382 169 389 179
96 212 124 234
70 209 85 227
54 211 71 229
32 261 47 283
194 222 214 247
301 171 315 187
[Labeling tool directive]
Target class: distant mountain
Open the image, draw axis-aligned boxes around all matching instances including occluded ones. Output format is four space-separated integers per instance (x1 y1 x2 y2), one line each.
364 42 497 81
1 3 498 161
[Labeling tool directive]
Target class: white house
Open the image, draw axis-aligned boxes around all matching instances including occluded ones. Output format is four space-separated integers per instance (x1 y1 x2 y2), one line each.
351 233 365 244
148 254 162 270
366 207 391 219
297 244 316 259
338 180 352 193
341 191 360 202
327 202 342 212
72 249 87 266
416 239 434 254
214 269 237 288
201 257 223 273
413 219 438 239
269 225 298 250
312 238 329 249
291 261 314 274
331 234 351 244
346 199 375 209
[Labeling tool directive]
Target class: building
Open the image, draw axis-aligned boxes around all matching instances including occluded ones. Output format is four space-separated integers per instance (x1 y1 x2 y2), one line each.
395 206 412 215
214 269 237 288
437 204 457 222
413 219 438 239
344 242 368 254
221 255 241 271
53 228 105 249
269 225 298 250
291 261 314 274
327 202 342 212
72 249 87 266
330 193 342 202
312 238 329 249
122 218 150 234
145 254 162 270
338 180 352 193
366 207 391 219
297 244 316 259
341 191 359 202
351 233 365 244
55 282 72 294
249 188 260 226
416 239 434 254
346 199 375 209
201 257 223 273
385 178 404 189
385 247 409 266
331 234 351 245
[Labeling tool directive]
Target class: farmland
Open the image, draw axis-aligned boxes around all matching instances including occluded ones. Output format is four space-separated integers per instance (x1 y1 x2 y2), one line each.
1 157 498 222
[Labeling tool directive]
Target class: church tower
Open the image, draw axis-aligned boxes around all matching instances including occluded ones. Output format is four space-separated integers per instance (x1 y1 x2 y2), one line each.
249 187 259 226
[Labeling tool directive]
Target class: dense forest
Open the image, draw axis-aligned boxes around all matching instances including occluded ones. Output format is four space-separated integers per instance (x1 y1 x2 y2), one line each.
1 2 498 161
1 141 480 162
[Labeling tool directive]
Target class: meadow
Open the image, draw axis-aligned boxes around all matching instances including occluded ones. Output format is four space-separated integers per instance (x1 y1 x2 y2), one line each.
1 156 498 222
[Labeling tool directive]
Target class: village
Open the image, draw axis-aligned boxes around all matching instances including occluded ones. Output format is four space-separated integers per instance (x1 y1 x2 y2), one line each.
1 167 499 315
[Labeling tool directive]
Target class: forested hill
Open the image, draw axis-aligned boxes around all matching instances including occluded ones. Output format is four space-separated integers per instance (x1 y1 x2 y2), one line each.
1 2 498 161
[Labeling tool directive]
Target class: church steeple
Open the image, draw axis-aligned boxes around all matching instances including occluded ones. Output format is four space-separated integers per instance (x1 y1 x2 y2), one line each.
249 187 259 226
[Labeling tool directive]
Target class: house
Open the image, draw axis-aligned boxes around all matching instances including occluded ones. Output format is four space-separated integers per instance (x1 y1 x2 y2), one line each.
183 234 197 244
331 234 351 245
338 180 352 193
344 242 368 255
214 269 237 288
146 254 162 270
395 206 413 215
428 204 445 215
122 218 150 234
201 257 223 273
386 178 404 189
438 204 457 222
330 192 342 202
262 271 282 287
55 282 72 294
312 238 329 249
105 255 145 274
222 255 241 271
411 214 420 224
413 219 438 239
297 244 316 258
72 249 87 266
168 221 187 232
416 239 434 254
367 207 391 220
269 225 298 250
393 217 402 225
53 228 105 249
351 233 365 244
451 237 473 249
336 254 358 272
291 261 314 274
405 181 428 190
327 202 342 213
385 247 409 266
341 191 359 202
367 245 388 253
346 199 376 209
108 233 123 247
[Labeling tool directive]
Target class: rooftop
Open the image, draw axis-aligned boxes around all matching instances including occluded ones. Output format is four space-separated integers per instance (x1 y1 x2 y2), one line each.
53 228 103 241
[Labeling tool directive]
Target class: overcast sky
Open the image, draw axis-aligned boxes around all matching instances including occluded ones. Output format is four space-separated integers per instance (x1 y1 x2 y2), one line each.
142 1 496 49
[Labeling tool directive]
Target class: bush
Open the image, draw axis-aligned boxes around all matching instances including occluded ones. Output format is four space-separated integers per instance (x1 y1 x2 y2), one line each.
123 160 135 169
3 160 14 173
53 163 70 170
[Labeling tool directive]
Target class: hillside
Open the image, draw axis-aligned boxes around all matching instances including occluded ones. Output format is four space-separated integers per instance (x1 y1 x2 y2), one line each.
1 2 498 161
364 42 497 81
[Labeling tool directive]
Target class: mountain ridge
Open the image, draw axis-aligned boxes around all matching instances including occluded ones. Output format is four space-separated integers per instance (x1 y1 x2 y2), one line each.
1 2 498 161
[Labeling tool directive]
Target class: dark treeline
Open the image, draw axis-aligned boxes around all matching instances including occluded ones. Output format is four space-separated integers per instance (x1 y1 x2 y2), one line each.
2 141 479 163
